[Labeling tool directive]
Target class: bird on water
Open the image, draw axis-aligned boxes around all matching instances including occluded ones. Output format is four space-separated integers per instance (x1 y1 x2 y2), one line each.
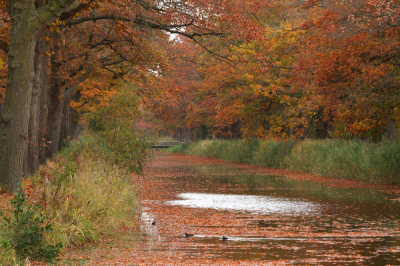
222 236 228 241
185 233 194 238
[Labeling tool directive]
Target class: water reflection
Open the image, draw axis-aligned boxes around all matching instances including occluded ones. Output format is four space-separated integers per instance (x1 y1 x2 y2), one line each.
168 193 321 215
142 153 400 265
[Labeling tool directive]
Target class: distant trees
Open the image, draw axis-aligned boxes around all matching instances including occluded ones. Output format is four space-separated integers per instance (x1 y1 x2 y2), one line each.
147 0 400 142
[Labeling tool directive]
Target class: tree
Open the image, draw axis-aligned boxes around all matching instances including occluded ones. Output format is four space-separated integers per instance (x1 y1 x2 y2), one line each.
0 0 267 192
0 0 78 192
148 0 400 142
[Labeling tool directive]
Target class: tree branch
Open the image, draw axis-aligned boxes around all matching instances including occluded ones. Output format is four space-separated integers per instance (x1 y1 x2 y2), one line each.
64 14 222 39
101 66 146 97
64 68 92 96
59 3 89 21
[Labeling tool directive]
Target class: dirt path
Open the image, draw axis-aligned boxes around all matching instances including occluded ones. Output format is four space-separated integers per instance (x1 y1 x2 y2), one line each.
58 151 400 265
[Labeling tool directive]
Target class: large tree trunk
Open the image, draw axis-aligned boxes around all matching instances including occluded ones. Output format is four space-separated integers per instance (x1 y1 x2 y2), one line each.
0 5 39 191
0 1 76 190
0 0 76 192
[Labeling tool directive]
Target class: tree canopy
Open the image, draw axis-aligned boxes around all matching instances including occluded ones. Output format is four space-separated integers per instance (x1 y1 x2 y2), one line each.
0 0 399 191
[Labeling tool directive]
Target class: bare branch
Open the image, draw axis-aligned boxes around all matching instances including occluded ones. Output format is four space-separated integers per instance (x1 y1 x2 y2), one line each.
64 68 92 96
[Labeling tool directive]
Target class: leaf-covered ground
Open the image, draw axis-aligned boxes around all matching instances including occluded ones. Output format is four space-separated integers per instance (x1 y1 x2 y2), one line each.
56 152 400 265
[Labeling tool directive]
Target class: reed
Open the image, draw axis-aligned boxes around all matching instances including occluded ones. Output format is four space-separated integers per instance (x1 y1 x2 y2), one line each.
165 139 400 184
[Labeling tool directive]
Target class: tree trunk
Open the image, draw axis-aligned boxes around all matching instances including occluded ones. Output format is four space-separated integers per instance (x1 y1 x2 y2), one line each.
232 122 242 139
68 103 79 139
58 100 69 151
386 118 399 142
46 45 63 159
28 39 45 174
0 0 78 192
68 90 81 140
23 150 29 177
316 117 329 139
0 6 39 191
38 53 49 165
46 86 65 157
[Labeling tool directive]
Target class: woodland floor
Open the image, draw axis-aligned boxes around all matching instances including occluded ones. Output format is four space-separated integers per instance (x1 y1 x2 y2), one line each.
35 152 400 265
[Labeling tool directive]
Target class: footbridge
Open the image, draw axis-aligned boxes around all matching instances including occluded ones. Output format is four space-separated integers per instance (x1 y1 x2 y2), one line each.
151 141 185 149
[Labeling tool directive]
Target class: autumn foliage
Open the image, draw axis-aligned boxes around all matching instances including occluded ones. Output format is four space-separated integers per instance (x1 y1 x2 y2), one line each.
144 0 400 142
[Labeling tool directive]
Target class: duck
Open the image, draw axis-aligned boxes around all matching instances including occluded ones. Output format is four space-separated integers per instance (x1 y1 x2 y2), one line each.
222 236 228 241
185 233 194 238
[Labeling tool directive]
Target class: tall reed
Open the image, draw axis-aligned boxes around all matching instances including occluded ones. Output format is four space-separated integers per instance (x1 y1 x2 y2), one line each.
165 139 400 184
38 135 140 248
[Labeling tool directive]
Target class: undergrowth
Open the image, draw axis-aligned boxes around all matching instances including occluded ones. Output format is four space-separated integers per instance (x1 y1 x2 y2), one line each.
0 133 145 265
0 185 62 264
164 139 400 184
39 134 141 247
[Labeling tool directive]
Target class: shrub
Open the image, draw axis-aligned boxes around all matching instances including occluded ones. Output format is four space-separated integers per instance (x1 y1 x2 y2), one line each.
0 185 62 263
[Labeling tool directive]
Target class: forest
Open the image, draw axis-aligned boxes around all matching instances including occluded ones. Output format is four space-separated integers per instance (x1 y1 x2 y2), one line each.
143 0 400 143
1 0 400 192
0 0 399 190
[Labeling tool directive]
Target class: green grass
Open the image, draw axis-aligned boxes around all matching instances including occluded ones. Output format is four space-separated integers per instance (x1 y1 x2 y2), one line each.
164 139 400 185
166 139 259 163
287 139 400 184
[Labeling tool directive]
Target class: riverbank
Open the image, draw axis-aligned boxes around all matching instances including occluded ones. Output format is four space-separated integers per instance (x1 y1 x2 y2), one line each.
0 134 143 265
58 151 400 265
164 139 400 185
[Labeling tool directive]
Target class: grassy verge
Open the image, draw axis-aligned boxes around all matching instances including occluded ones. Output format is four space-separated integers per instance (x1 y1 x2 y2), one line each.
0 133 145 265
164 139 400 185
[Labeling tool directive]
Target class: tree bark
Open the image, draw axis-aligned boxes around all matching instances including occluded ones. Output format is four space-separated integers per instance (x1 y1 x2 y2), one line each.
28 39 45 174
0 0 78 192
46 43 63 159
46 84 65 158
0 3 39 191
58 100 69 151
38 51 49 165
23 149 29 177
68 101 79 139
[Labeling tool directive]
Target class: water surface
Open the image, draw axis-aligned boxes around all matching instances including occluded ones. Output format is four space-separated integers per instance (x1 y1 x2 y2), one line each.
145 155 400 265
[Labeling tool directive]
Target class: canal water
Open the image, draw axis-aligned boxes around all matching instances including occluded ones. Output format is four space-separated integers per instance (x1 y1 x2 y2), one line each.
140 153 400 265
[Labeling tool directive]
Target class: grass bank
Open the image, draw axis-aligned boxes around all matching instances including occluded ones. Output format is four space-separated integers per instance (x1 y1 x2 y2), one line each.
165 139 400 184
0 133 145 265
